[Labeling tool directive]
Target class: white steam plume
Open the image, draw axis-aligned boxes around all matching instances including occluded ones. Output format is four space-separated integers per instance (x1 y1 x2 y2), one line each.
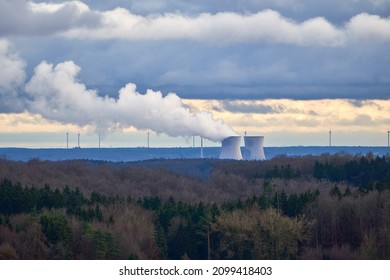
24 60 236 142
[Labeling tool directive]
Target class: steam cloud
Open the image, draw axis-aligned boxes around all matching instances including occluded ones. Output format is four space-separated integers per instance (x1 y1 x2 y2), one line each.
0 44 236 142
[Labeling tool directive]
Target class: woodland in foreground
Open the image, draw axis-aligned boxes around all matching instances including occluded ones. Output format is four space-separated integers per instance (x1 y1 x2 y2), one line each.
0 152 389 260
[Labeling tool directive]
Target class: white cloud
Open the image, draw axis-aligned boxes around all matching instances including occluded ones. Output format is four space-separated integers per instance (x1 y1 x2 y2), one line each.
0 0 99 36
347 13 390 41
28 1 90 14
65 8 346 46
0 39 26 112
1 1 389 46
61 6 390 46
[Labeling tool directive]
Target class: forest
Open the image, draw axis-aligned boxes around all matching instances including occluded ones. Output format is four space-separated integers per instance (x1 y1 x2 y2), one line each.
0 152 390 260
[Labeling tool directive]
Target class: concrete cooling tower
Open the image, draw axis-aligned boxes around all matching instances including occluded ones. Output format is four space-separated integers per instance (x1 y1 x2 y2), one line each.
219 136 243 160
244 136 266 160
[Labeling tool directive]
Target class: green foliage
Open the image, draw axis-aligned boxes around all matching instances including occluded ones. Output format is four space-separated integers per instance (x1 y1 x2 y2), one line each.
40 211 72 245
314 156 390 189
0 179 28 214
154 223 168 258
128 252 140 260
92 230 118 259
152 198 213 259
329 185 342 199
40 210 73 258
265 165 301 179
0 214 10 226
0 179 104 223
83 223 120 259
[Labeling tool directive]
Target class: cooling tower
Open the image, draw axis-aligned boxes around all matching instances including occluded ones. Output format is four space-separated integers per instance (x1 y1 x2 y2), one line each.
220 136 243 160
244 136 266 160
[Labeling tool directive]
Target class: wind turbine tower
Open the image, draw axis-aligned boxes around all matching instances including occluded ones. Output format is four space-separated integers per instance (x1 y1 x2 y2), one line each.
78 133 80 148
388 130 390 147
66 132 69 149
329 129 332 147
200 137 204 159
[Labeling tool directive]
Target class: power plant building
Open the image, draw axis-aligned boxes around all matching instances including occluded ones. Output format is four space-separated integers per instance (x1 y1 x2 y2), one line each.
219 136 243 160
244 136 266 160
219 135 266 160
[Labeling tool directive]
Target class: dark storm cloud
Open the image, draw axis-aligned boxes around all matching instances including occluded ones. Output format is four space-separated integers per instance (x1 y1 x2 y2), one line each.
337 114 374 126
349 100 366 107
348 100 386 110
220 101 286 114
12 33 390 100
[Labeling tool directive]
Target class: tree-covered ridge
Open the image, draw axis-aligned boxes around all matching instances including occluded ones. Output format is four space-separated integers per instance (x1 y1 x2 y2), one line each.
0 153 390 260
314 155 390 189
0 178 318 260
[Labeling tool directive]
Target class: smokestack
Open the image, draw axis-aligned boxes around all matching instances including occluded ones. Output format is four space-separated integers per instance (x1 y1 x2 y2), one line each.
220 136 242 160
244 136 266 160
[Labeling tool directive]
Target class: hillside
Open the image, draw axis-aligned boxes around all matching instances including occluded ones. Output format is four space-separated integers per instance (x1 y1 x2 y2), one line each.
1 153 390 260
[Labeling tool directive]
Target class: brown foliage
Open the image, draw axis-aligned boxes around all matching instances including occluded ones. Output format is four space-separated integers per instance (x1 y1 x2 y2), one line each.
98 204 160 259
0 214 50 259
0 242 19 259
211 207 313 259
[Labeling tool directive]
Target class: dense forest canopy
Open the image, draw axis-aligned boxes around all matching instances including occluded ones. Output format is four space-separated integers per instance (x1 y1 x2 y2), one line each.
0 153 390 260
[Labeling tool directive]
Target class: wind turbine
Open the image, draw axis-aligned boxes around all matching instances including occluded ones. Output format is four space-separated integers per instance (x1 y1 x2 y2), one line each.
200 137 204 159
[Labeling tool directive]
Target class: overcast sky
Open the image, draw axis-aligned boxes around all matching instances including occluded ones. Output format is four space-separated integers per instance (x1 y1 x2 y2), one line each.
0 0 390 148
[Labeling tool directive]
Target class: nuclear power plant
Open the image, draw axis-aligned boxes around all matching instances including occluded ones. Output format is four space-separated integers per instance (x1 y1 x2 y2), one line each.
219 136 243 160
219 135 266 160
244 136 266 160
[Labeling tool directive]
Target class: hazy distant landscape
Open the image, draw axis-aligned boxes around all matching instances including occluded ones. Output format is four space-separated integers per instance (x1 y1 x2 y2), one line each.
1 152 390 260
1 146 389 162
1 0 390 263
